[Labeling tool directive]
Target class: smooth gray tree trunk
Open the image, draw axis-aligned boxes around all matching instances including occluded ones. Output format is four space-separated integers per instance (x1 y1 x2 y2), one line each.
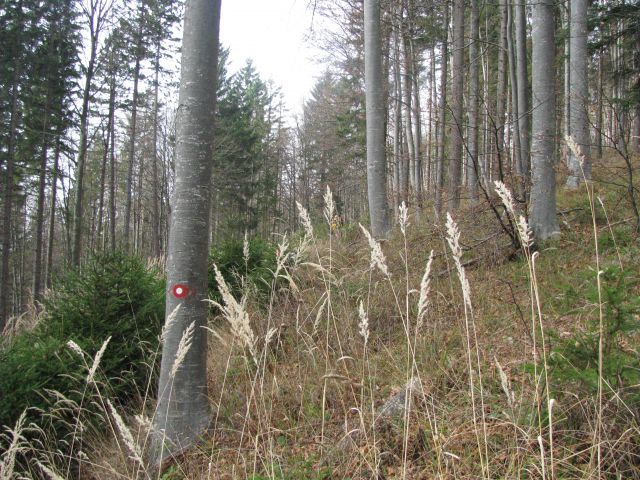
153 0 221 465
530 0 560 240
448 0 464 210
494 0 508 182
506 1 523 195
364 0 390 238
566 0 591 187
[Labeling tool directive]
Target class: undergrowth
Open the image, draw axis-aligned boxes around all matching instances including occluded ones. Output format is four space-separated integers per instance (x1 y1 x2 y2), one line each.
1 159 640 479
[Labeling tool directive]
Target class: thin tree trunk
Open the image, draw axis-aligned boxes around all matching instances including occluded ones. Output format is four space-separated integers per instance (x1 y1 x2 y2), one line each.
96 133 108 248
566 0 591 187
435 2 449 216
72 20 99 266
514 0 530 181
124 54 141 248
448 0 464 210
495 0 508 181
33 87 52 302
410 37 422 206
152 42 162 257
596 52 603 158
45 138 61 289
401 18 416 199
107 67 117 252
564 1 570 142
1 63 21 327
467 0 480 202
507 1 524 197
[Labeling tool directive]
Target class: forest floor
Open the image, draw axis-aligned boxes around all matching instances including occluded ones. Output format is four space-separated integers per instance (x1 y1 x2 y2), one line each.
47 155 640 479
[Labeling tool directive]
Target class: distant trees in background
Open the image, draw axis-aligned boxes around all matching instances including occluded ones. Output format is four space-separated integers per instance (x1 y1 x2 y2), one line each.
1 0 639 326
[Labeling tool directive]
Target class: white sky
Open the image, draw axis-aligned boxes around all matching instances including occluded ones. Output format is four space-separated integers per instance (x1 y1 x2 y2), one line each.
220 0 326 115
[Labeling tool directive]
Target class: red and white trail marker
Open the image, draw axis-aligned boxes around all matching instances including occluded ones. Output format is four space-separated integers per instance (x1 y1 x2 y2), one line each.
171 283 189 299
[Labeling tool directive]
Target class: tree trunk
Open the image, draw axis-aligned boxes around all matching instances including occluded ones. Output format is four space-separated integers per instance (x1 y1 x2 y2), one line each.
448 0 464 210
564 2 570 142
394 19 408 206
33 87 52 302
494 0 508 181
401 19 415 200
364 0 391 238
506 0 523 196
566 0 591 187
45 139 61 289
530 0 560 240
514 0 530 181
596 52 603 158
124 54 141 248
435 3 449 216
467 0 480 201
410 38 422 206
96 132 108 249
72 24 99 266
152 42 162 257
153 0 221 465
109 71 117 253
1 64 21 328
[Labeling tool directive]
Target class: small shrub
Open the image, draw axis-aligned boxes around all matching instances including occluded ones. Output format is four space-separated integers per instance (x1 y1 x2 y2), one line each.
0 252 164 435
548 266 640 401
208 236 277 304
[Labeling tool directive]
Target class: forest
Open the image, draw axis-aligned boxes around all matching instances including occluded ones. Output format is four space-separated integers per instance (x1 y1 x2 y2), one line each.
1 0 639 478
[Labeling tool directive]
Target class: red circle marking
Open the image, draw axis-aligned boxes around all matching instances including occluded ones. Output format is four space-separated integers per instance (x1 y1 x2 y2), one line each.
172 284 189 299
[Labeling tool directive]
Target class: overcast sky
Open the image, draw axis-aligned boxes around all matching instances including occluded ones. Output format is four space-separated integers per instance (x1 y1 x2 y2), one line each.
219 0 326 115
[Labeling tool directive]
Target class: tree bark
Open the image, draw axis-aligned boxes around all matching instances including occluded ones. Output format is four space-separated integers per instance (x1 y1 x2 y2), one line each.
153 0 221 465
435 2 449 216
124 54 141 248
1 0 23 328
33 86 52 302
151 42 162 257
507 0 523 195
514 0 530 181
566 0 591 187
364 0 390 238
467 0 480 201
45 139 61 289
530 0 560 240
494 0 508 181
448 0 464 210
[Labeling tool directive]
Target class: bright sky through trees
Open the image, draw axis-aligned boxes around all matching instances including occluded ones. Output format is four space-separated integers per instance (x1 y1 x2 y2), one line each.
220 0 325 114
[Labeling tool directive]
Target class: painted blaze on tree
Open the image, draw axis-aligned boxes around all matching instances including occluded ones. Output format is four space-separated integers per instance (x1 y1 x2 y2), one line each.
153 0 221 466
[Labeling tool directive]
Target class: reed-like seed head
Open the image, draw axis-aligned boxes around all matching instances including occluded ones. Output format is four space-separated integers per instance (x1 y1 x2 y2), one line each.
359 223 390 277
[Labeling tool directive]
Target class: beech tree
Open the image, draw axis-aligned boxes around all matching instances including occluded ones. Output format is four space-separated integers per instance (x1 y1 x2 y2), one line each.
364 0 390 238
566 0 591 187
153 0 221 464
529 0 559 240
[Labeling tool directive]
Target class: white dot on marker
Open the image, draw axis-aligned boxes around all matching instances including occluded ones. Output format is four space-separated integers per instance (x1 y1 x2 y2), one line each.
176 287 183 295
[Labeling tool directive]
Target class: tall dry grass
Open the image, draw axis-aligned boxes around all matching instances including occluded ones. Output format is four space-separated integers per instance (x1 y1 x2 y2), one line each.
2 167 639 479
